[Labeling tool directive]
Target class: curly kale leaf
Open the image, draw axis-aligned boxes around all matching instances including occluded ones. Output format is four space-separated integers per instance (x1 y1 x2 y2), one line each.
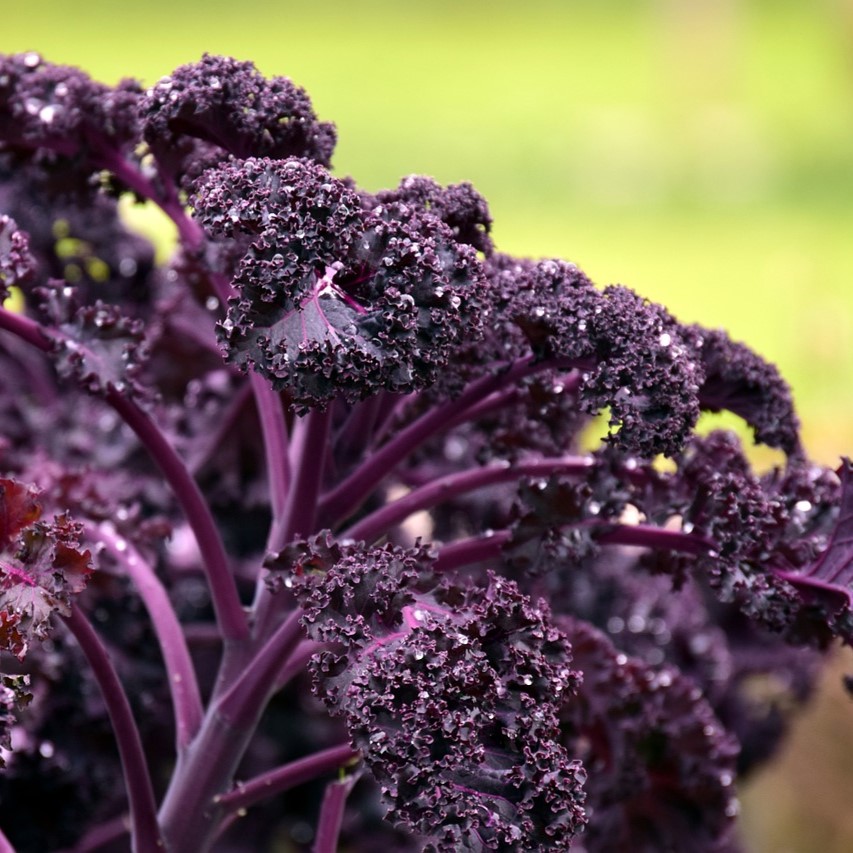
558 618 739 852
687 325 801 456
142 54 335 187
663 434 845 646
374 175 493 255
192 157 485 410
502 259 703 457
36 283 153 402
0 215 36 299
0 478 92 660
270 536 587 851
0 53 141 173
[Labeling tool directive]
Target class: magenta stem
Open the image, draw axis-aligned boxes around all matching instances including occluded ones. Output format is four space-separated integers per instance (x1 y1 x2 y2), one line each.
0 307 247 641
59 814 129 853
333 395 383 463
157 708 255 852
251 408 332 642
433 522 714 573
443 370 581 434
274 639 326 692
342 456 592 544
318 355 579 525
186 381 254 476
250 373 290 519
313 775 358 853
158 613 315 850
96 149 205 251
433 531 511 573
0 306 51 351
106 391 248 642
774 568 853 607
597 523 715 554
62 607 163 852
217 610 304 728
86 521 203 748
273 407 332 548
216 743 359 815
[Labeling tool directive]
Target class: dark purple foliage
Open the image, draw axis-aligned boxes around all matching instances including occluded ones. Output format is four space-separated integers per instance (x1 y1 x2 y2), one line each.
490 257 704 457
141 54 336 188
0 215 36 299
192 156 486 410
687 325 802 456
0 51 847 853
272 537 586 851
36 282 154 402
0 52 141 166
374 175 494 255
558 618 739 852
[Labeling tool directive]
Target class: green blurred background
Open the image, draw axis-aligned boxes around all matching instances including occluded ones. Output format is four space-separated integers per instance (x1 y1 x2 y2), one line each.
4 0 853 849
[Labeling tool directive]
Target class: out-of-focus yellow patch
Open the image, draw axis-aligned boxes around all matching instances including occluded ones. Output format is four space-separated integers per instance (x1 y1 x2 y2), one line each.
3 287 25 314
118 196 177 264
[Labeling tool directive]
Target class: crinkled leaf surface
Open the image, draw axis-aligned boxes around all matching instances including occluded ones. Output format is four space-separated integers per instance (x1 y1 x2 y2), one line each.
0 478 92 659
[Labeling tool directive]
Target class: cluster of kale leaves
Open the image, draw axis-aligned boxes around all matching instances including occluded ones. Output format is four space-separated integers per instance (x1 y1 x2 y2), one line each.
0 53 850 852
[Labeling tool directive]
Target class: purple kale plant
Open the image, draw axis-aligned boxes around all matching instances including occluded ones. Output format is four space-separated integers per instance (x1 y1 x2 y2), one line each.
0 51 849 852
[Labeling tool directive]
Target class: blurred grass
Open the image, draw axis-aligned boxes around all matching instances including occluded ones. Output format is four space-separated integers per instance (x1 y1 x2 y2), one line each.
6 0 852 462
4 1 853 849
5 0 853 455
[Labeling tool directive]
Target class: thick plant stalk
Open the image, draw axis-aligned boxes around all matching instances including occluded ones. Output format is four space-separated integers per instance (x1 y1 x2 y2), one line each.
157 703 258 852
250 408 332 643
158 612 307 850
250 372 290 519
433 524 714 574
271 407 332 550
216 610 304 727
